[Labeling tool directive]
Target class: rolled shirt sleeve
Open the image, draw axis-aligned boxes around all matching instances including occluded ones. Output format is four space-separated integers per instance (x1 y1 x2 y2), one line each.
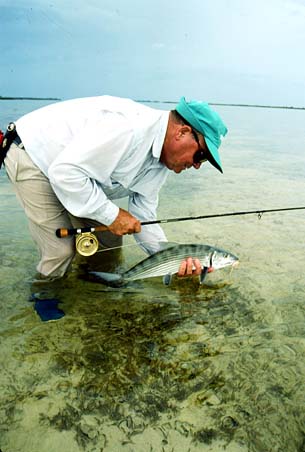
128 191 168 255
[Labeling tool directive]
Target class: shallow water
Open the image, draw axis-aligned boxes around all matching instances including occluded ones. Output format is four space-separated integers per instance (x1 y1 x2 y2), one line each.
0 100 305 451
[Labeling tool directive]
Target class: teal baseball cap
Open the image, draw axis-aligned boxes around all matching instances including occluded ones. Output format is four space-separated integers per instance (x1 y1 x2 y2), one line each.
175 97 228 173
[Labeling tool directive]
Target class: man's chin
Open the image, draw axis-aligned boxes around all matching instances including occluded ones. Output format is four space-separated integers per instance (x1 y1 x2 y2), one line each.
173 166 184 174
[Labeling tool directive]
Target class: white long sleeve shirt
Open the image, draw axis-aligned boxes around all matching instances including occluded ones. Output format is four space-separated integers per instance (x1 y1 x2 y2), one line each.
15 96 170 254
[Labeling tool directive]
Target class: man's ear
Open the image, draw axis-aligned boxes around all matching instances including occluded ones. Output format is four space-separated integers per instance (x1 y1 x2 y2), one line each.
177 125 191 139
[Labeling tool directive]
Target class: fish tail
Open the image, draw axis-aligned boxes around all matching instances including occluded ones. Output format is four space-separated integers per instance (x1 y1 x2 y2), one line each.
87 271 125 287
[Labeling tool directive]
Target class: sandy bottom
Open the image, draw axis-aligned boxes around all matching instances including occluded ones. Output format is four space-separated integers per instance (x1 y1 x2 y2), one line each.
1 104 305 451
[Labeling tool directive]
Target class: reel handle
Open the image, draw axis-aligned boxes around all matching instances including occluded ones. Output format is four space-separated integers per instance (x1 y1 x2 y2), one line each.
56 224 108 238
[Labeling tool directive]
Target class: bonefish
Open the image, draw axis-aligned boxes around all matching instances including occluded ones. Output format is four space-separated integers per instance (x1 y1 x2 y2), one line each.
87 243 239 287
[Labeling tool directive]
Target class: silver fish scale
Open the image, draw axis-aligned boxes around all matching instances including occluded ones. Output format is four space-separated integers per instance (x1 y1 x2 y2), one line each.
123 244 214 281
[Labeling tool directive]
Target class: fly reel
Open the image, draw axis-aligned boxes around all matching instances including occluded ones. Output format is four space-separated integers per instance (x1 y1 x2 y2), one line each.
75 232 99 256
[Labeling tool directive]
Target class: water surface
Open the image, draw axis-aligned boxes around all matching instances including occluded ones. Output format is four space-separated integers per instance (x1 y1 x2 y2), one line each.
0 100 305 451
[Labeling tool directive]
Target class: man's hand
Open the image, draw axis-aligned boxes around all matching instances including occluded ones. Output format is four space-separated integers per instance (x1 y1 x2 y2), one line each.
108 208 141 236
177 257 213 277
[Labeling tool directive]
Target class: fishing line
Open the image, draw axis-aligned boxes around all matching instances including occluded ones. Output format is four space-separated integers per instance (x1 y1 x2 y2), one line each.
94 240 172 254
69 206 305 256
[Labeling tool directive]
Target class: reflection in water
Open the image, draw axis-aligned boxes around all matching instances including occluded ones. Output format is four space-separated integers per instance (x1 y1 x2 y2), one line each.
1 101 305 451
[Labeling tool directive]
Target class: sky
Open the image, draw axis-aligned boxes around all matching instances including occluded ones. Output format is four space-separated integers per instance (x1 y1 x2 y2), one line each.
0 0 305 106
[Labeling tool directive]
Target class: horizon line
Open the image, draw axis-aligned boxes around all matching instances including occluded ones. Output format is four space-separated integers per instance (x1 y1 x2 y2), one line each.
0 96 304 110
136 100 305 110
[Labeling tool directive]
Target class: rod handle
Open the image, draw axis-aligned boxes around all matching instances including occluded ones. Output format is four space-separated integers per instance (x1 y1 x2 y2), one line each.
56 225 108 238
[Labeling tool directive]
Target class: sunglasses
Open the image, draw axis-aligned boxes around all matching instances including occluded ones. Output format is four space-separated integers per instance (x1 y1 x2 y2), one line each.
191 129 210 165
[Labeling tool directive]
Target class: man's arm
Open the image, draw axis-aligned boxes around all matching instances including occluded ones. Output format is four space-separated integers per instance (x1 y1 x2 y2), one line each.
48 115 134 226
128 192 210 278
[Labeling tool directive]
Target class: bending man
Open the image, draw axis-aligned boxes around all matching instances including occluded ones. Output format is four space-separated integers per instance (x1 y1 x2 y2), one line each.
3 95 227 281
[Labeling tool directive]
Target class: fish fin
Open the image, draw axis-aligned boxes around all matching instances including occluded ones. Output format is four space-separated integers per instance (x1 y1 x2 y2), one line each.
156 241 179 251
162 241 179 247
85 271 125 287
163 274 172 286
199 267 209 284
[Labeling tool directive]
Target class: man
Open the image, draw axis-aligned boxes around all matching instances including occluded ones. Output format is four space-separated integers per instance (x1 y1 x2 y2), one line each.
3 95 227 282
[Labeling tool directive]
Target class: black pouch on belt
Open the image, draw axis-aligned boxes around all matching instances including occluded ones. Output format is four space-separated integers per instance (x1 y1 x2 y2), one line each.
0 122 18 170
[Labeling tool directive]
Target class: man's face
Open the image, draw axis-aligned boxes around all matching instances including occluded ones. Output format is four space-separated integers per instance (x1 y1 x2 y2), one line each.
161 125 209 174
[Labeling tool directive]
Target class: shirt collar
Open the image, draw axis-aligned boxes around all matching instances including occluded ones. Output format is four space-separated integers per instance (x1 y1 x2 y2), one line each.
152 111 169 160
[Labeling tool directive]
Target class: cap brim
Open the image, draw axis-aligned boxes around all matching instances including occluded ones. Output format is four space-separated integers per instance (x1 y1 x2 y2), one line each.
205 137 223 173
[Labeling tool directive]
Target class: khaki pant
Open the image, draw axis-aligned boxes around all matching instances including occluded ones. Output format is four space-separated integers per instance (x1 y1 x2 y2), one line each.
4 143 121 278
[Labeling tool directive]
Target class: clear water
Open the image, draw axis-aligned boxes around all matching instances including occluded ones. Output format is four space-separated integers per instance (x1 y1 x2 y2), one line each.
0 100 305 452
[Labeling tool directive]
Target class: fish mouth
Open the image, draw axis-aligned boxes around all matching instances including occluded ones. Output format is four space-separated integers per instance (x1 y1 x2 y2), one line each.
232 260 239 268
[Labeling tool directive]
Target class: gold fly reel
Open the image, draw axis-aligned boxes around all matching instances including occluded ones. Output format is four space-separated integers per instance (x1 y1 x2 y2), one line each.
75 232 99 256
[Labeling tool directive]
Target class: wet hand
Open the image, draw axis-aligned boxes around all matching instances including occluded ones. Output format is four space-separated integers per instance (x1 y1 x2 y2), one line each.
108 208 141 236
177 257 214 277
177 257 202 277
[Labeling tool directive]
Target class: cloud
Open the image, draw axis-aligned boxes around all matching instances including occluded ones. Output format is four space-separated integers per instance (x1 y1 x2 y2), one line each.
0 0 304 104
152 43 165 50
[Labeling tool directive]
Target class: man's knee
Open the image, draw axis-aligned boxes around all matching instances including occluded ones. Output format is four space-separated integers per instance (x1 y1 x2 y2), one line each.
37 241 76 278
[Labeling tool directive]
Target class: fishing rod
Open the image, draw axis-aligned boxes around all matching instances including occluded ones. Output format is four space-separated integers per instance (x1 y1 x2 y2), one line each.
56 206 305 238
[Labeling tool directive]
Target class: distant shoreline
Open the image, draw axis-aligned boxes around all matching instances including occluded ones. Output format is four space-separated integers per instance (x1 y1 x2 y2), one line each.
137 100 305 110
0 96 304 110
0 96 60 101
211 102 305 110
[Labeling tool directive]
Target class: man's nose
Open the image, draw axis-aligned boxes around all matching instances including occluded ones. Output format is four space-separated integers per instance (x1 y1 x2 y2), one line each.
193 162 201 170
